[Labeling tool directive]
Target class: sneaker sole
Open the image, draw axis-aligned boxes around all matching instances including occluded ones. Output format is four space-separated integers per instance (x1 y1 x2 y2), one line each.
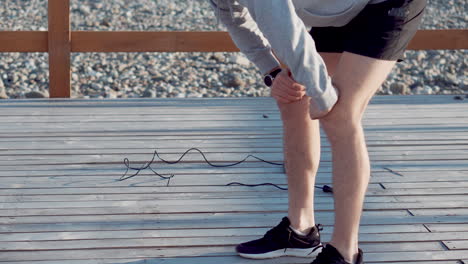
237 245 323 259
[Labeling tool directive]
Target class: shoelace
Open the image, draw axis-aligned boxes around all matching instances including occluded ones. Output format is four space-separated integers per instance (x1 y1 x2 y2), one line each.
316 224 324 232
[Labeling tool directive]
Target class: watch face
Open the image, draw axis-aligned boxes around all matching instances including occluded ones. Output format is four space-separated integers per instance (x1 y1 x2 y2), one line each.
264 75 273 87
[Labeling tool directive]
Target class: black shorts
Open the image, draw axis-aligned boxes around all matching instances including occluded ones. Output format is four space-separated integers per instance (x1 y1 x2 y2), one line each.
310 0 427 61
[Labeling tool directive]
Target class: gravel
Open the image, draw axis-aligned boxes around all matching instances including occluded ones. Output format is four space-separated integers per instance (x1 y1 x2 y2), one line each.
0 0 466 99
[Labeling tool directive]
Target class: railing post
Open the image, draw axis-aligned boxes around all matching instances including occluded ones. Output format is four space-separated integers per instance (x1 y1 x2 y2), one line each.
48 0 71 98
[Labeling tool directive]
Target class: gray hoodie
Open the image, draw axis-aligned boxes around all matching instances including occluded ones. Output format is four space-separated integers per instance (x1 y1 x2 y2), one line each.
210 0 387 116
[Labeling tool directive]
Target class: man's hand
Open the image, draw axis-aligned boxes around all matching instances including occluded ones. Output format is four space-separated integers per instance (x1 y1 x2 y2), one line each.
270 69 306 104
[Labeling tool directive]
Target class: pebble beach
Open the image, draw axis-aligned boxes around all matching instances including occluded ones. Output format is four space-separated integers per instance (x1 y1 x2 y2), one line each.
0 0 466 99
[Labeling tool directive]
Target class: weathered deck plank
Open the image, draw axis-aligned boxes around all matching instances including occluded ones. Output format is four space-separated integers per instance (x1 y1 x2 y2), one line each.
0 95 467 263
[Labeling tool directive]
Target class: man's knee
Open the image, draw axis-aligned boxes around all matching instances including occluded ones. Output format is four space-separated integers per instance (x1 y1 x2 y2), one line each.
320 102 363 142
277 96 310 121
319 80 368 132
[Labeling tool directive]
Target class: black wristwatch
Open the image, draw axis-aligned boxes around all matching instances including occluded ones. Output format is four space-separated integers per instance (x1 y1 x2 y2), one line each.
263 68 282 87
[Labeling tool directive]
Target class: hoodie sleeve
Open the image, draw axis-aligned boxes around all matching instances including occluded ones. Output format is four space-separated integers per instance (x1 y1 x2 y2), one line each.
209 0 281 75
211 0 338 115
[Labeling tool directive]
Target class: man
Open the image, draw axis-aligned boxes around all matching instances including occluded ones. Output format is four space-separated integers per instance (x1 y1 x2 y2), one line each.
209 0 426 263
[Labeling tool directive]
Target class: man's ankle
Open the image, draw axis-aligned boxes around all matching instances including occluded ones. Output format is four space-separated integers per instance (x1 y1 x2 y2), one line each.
289 225 311 236
287 214 315 234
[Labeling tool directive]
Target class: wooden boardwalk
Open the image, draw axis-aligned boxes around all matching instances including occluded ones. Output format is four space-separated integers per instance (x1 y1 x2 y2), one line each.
0 95 467 264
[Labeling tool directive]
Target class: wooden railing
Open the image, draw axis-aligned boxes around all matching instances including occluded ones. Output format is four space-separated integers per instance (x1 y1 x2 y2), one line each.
0 0 467 98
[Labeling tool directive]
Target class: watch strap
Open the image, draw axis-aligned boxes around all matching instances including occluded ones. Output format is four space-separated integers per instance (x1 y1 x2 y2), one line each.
264 68 282 87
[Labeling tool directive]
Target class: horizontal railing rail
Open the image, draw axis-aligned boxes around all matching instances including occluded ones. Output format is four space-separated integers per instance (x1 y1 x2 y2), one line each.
0 0 467 98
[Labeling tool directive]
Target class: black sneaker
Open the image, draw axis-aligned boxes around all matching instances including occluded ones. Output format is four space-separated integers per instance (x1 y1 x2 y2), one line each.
236 217 323 259
311 244 364 264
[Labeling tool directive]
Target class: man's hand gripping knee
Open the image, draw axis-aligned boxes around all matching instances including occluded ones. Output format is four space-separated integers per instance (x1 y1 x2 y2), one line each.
270 69 306 104
270 69 337 120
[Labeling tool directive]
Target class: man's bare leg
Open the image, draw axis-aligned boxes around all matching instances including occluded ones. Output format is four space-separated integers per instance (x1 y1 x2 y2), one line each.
279 97 320 232
320 52 396 263
276 53 341 232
